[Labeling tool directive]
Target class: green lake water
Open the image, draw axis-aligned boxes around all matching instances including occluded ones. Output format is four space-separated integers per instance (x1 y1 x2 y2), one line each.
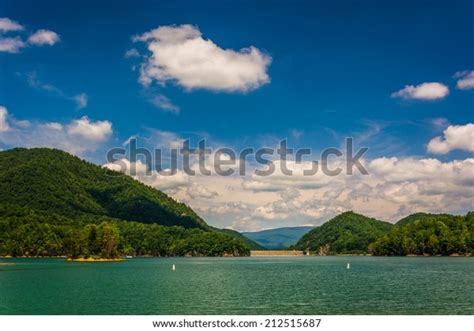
1 256 473 314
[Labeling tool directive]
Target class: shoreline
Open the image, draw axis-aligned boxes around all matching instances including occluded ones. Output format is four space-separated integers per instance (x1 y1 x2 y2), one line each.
1 253 472 260
66 257 126 262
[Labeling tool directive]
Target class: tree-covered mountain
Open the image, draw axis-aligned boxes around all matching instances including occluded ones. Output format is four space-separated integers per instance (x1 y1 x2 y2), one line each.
0 148 254 257
293 212 393 254
0 148 206 228
242 226 314 249
370 212 474 256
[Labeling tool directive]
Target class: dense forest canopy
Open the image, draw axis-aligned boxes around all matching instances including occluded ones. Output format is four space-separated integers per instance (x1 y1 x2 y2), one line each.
0 148 206 228
0 206 250 257
370 212 474 256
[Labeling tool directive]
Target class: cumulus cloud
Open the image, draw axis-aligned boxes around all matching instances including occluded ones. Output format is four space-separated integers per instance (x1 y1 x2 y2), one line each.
454 70 474 90
104 158 191 191
427 123 474 154
42 122 63 130
0 36 25 53
99 128 474 231
28 29 60 46
0 106 10 132
366 157 474 208
391 82 449 100
0 110 113 156
0 18 59 53
134 24 271 92
186 184 218 199
0 18 23 33
67 116 112 141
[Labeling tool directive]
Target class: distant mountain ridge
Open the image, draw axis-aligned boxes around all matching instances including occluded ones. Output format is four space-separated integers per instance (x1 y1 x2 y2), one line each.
242 226 314 249
219 228 264 250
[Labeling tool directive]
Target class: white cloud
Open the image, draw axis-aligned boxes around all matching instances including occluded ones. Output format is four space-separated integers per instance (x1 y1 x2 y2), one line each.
186 184 218 199
148 94 180 114
427 123 474 154
0 18 59 53
42 122 63 130
0 18 24 33
13 120 31 128
103 159 191 191
134 24 272 92
0 36 25 53
391 82 449 100
67 116 112 142
144 129 184 148
73 93 88 109
0 106 10 132
28 29 60 46
101 128 472 231
124 48 140 58
0 110 113 156
454 70 474 90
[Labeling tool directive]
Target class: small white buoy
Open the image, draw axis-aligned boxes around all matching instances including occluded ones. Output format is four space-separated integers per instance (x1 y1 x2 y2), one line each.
172 264 176 271
346 263 350 269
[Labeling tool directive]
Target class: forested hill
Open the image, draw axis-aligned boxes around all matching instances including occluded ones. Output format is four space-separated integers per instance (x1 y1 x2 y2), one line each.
0 148 255 257
294 212 393 254
293 211 474 256
0 148 206 228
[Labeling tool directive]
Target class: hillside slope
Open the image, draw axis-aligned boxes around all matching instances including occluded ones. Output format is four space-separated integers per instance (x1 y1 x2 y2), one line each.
0 148 206 228
294 212 393 254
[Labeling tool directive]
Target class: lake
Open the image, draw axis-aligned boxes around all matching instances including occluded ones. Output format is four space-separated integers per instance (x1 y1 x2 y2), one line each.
1 256 473 314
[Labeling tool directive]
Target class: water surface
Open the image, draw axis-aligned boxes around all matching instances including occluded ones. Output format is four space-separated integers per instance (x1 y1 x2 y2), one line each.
1 256 473 314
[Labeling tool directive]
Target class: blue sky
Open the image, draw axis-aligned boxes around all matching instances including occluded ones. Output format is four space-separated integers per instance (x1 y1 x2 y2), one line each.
0 0 473 230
